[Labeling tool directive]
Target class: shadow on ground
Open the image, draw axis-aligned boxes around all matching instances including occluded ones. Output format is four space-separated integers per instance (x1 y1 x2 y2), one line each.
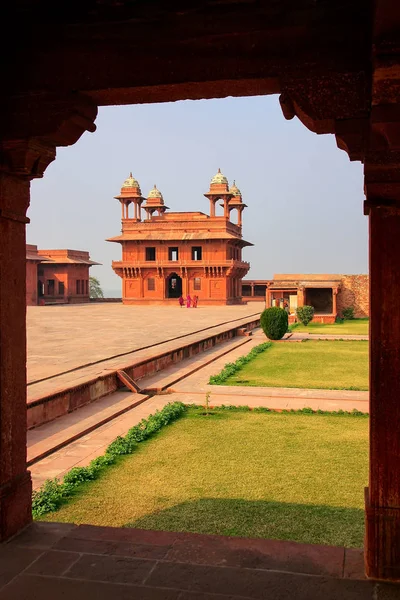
125 498 364 548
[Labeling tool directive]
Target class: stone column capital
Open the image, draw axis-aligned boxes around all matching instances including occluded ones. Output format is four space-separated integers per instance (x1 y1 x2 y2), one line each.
0 139 56 180
0 92 98 180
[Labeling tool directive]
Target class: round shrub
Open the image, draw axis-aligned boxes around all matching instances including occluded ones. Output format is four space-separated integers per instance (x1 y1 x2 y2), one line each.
342 306 355 320
296 305 315 326
260 307 288 340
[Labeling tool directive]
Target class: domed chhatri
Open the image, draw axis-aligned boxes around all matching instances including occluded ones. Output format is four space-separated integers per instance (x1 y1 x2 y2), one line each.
210 168 229 186
121 172 141 192
147 184 163 201
229 180 242 197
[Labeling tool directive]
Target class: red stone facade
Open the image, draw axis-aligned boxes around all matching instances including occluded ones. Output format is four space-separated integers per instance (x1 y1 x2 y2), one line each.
108 171 251 305
26 245 100 305
337 275 369 318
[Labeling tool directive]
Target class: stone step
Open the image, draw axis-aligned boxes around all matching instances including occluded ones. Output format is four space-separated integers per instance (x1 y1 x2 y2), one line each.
27 336 252 466
27 391 149 466
139 335 251 392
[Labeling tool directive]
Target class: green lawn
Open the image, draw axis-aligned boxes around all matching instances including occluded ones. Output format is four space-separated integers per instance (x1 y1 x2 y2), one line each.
223 341 368 390
41 409 368 547
292 318 369 336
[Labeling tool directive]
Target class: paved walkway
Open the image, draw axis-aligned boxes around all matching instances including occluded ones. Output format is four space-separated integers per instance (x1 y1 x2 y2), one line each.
290 332 369 341
27 303 263 383
2 522 397 599
27 314 256 402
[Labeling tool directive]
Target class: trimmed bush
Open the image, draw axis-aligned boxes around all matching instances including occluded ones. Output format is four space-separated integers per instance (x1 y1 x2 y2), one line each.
296 305 315 326
209 342 271 385
342 306 355 320
260 307 288 340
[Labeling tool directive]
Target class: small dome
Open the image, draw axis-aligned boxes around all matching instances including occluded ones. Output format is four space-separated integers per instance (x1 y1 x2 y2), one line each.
121 172 141 190
229 180 242 197
147 184 163 201
210 168 228 186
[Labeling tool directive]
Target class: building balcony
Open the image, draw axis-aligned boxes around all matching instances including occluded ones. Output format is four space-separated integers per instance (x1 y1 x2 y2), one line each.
112 259 250 276
113 259 249 269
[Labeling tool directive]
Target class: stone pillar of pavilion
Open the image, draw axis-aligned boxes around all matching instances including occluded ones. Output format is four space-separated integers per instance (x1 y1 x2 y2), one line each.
332 287 338 317
0 168 33 540
114 173 144 221
204 169 232 219
364 179 400 580
0 93 97 541
228 181 247 227
142 185 169 219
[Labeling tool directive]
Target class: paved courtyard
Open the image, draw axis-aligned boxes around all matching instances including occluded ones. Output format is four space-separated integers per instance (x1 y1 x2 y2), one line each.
27 303 263 383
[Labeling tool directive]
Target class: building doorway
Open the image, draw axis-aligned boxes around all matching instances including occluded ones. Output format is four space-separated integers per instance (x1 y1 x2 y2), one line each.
305 288 333 314
166 273 182 298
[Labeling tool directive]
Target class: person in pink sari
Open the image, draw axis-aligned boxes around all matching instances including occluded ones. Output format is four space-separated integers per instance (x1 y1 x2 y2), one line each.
186 294 192 308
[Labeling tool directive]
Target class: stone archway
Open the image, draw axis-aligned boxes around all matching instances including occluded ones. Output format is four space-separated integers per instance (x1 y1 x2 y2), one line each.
1 0 400 580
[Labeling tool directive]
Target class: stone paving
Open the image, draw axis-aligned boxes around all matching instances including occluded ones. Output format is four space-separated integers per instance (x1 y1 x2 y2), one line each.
1 522 398 599
27 303 263 383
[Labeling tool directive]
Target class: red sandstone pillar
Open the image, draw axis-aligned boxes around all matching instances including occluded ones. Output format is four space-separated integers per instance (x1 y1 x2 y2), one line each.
297 287 305 307
332 287 337 316
0 173 32 540
265 288 270 309
365 204 400 580
210 199 216 217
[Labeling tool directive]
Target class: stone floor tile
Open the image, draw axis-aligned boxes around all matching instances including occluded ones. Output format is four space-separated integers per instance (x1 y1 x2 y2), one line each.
147 562 375 600
0 574 180 600
25 550 79 576
179 593 254 600
55 535 171 559
0 547 43 589
344 548 366 579
376 582 400 599
71 524 182 545
65 553 156 585
166 535 345 577
7 522 77 549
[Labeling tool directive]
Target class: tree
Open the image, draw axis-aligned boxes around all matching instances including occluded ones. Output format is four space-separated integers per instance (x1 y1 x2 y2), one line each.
296 305 315 326
260 307 288 340
89 276 104 299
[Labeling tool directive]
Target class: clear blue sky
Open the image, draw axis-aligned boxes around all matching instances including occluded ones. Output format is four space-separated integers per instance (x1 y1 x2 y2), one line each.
28 95 367 296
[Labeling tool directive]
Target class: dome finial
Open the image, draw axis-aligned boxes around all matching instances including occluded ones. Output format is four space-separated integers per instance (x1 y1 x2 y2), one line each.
218 168 221 173
129 172 133 178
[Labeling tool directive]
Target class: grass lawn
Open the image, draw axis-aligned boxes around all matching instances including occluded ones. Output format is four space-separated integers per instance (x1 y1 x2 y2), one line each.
41 408 368 548
292 318 369 336
223 340 368 390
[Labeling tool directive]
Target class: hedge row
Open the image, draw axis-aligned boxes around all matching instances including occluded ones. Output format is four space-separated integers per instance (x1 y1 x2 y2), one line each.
208 342 272 385
32 401 186 519
187 404 368 417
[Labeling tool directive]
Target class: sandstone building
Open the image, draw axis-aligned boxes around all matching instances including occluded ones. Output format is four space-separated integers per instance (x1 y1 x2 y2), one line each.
108 171 252 305
243 274 369 322
26 245 100 306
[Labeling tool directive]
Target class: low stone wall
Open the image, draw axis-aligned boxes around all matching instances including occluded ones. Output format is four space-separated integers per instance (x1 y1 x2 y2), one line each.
337 275 369 318
27 316 260 429
90 298 122 303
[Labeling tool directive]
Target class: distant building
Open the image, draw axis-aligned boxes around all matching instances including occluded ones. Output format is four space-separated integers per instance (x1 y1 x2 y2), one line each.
242 274 369 322
26 246 100 306
108 170 252 305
